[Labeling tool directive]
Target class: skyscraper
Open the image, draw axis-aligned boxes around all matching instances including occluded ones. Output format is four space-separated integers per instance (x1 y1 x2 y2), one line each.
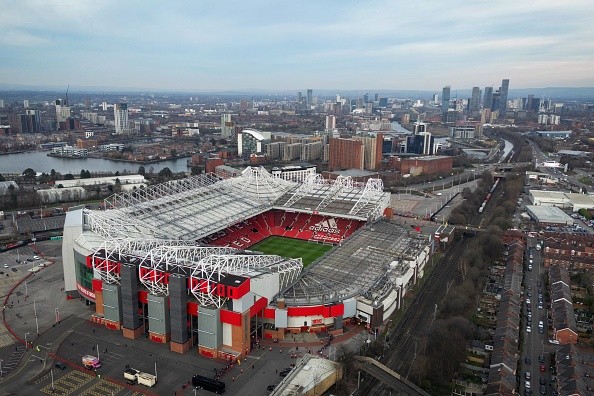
221 113 234 139
306 89 313 109
325 115 336 131
469 87 481 114
441 86 451 115
114 103 129 134
483 87 493 110
499 79 509 117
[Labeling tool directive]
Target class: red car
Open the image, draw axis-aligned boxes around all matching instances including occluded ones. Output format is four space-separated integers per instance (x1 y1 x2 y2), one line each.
539 363 546 372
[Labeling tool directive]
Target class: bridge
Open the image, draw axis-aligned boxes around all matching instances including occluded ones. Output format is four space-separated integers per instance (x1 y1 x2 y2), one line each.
353 356 431 396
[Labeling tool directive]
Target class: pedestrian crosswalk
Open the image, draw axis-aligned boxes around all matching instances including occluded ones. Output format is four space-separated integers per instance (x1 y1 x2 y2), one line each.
0 345 27 374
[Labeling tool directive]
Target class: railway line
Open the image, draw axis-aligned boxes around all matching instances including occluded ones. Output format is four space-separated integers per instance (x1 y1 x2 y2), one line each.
356 238 468 395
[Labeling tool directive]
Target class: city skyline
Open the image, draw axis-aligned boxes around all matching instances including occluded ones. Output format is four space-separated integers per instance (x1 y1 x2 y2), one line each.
1 1 594 91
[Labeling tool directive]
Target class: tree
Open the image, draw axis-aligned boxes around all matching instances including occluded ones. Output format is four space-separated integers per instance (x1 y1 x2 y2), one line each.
63 173 74 180
138 166 146 175
23 168 36 180
578 208 592 220
170 149 177 158
158 167 173 179
0 174 5 182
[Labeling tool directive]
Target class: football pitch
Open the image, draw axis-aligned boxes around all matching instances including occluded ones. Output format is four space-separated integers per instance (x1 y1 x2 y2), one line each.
250 236 333 267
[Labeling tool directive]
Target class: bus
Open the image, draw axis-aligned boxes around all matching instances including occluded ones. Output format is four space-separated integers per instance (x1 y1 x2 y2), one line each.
192 374 226 394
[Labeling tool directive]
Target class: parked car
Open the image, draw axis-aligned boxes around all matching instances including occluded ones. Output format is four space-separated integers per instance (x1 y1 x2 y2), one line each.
55 362 67 370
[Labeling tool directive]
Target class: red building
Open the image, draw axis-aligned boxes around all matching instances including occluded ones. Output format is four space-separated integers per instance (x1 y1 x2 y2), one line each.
387 155 453 176
328 137 364 170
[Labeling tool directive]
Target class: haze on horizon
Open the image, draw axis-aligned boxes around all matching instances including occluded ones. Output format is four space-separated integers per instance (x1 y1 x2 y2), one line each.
1 0 594 92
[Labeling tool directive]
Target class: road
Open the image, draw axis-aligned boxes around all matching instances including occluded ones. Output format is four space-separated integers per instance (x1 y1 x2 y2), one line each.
520 235 554 396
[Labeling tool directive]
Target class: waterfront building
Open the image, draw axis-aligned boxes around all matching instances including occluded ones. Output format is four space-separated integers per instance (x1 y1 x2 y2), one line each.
114 103 129 134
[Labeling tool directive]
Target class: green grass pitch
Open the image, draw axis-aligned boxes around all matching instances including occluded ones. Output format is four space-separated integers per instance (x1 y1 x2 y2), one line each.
249 236 333 267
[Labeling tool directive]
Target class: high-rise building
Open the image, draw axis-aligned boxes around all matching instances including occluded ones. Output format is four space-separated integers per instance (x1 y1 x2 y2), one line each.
56 104 71 124
328 138 364 170
325 115 336 131
354 133 383 171
9 110 41 134
23 100 29 108
406 132 434 155
0 99 4 108
297 92 303 108
499 79 509 117
413 121 427 134
306 89 313 109
469 87 481 114
101 102 108 111
483 87 493 110
221 113 234 139
441 86 451 115
114 103 129 134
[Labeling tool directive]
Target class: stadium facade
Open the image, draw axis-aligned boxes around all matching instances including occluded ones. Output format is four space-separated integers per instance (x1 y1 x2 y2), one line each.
62 167 432 360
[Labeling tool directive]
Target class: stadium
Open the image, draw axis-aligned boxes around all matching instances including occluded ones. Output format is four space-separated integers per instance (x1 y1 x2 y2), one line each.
62 167 433 360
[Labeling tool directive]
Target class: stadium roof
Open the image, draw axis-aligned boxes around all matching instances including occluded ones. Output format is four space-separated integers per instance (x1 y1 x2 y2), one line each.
86 167 390 242
279 220 431 306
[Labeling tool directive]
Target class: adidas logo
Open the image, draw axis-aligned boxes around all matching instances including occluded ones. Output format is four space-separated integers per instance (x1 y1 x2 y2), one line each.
309 218 341 234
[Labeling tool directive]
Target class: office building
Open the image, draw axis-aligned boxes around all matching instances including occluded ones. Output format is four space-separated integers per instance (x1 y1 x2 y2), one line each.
406 132 435 156
469 87 481 114
23 100 29 108
114 103 129 134
0 100 4 108
306 89 313 109
449 124 482 139
441 86 451 115
8 110 42 134
271 164 317 182
483 87 493 110
412 121 427 134
499 79 509 118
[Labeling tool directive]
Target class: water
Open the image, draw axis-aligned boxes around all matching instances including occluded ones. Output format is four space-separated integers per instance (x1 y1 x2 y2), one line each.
0 151 191 175
501 139 513 160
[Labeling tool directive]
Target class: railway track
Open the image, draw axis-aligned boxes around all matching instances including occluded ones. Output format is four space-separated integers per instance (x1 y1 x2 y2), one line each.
357 239 468 395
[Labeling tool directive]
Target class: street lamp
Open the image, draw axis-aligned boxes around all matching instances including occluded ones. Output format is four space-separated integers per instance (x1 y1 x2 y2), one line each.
55 308 60 324
25 332 30 348
1 358 3 377
33 300 39 335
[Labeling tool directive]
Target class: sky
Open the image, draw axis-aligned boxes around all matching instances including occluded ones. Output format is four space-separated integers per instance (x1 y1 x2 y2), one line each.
1 0 594 92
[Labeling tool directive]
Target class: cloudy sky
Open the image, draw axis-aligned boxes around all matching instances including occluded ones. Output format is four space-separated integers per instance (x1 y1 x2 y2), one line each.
1 0 593 91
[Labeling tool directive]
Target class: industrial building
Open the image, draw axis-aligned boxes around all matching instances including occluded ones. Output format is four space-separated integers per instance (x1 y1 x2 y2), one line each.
529 190 594 212
62 167 432 360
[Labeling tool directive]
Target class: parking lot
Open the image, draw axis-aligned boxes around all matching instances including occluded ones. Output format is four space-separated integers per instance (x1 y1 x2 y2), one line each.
1 240 332 395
